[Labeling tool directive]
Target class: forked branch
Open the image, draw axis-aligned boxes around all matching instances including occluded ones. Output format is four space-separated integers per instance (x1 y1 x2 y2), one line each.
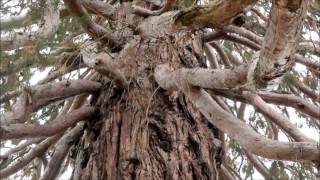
155 64 320 162
0 107 96 140
40 123 85 180
2 80 101 124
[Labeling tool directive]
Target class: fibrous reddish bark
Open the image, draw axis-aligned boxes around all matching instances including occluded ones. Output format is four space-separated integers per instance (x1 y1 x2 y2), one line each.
1 0 318 179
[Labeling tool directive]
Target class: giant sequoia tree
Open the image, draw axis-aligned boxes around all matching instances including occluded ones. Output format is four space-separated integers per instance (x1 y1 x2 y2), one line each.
0 0 319 179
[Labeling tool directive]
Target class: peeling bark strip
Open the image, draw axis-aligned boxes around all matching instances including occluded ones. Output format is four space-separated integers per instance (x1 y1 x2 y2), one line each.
0 107 96 140
155 64 320 162
254 0 309 87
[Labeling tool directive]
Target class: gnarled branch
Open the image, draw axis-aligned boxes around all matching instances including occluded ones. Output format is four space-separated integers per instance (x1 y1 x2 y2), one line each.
1 107 96 140
39 123 85 180
2 80 101 124
155 64 320 162
253 0 309 87
63 0 121 51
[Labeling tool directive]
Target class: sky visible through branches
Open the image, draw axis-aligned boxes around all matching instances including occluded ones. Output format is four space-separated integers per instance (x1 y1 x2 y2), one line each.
0 0 320 179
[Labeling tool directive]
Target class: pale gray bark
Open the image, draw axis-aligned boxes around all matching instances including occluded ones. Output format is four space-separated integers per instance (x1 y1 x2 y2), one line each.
254 0 309 87
0 135 60 178
257 91 320 120
209 42 232 67
1 80 101 124
81 45 128 87
204 44 220 68
155 64 320 162
40 123 85 180
153 64 248 91
243 92 314 142
0 138 43 160
1 107 96 140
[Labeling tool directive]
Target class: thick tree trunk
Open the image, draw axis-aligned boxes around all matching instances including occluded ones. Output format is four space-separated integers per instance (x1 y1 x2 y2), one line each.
70 35 223 179
71 79 223 180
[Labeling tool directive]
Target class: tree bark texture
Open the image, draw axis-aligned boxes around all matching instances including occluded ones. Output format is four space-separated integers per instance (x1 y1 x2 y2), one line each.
71 80 223 180
2 0 317 179
70 31 224 179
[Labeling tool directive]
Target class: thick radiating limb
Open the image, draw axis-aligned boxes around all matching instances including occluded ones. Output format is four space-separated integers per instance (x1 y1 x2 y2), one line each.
0 138 43 160
155 64 320 162
242 92 314 142
0 135 60 178
39 123 85 180
1 80 101 124
1 107 96 140
63 0 120 51
253 0 309 87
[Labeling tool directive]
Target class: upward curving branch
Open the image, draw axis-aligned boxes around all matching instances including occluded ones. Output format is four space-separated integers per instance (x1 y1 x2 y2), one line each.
243 92 314 142
1 80 101 124
0 107 96 140
39 123 85 180
0 134 60 178
63 0 120 51
253 0 309 87
155 64 320 162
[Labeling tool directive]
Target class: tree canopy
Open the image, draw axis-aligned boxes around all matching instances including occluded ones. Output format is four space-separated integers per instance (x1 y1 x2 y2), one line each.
0 0 319 179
